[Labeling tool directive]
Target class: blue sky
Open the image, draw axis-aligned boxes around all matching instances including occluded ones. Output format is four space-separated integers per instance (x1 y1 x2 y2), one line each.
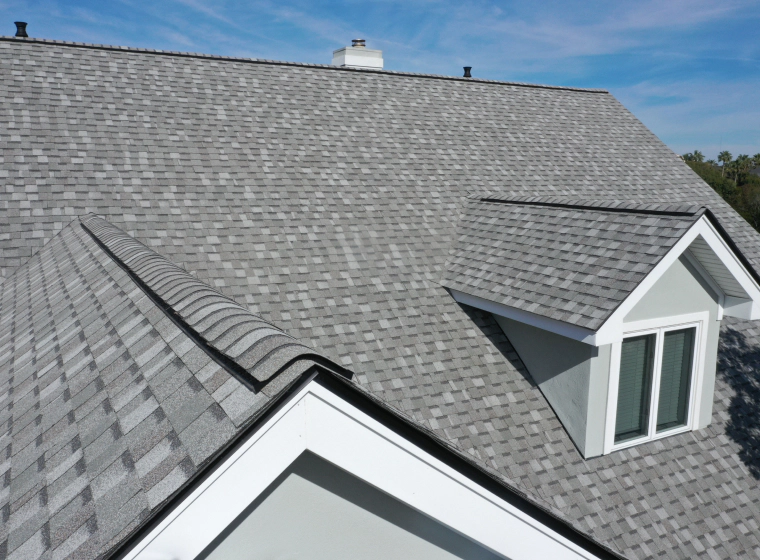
3 0 758 159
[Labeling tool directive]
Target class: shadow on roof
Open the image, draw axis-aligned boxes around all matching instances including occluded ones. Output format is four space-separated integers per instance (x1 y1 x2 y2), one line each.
718 326 760 479
456 302 535 389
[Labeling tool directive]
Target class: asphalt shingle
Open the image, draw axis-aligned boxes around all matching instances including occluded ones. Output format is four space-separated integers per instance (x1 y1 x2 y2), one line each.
1 36 759 560
0 219 325 559
442 196 705 330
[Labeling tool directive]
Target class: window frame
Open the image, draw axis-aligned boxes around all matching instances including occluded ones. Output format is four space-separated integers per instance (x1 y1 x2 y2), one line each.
603 312 709 454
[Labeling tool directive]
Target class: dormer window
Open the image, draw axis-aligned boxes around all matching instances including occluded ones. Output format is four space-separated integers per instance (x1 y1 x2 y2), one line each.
442 196 760 458
609 315 704 450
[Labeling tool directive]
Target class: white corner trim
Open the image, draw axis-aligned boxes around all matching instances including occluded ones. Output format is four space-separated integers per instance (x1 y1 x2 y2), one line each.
125 381 603 560
602 311 710 455
449 289 602 345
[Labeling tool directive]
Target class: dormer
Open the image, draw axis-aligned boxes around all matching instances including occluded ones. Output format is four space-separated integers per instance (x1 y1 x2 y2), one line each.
442 196 760 458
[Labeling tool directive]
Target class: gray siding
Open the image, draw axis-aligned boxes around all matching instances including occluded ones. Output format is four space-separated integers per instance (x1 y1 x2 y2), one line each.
203 453 500 560
494 316 610 457
495 255 722 458
624 255 721 428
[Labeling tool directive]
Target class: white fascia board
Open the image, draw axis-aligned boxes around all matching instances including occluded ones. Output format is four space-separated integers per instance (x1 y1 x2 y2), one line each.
450 289 604 345
126 380 604 560
692 218 760 318
452 216 760 347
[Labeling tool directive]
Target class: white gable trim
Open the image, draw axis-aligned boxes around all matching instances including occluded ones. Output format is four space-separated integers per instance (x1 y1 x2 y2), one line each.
125 379 604 560
455 215 760 346
597 216 760 341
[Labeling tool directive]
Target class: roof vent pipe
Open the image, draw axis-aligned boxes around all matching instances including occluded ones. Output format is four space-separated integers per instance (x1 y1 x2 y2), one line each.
14 21 28 37
463 66 472 78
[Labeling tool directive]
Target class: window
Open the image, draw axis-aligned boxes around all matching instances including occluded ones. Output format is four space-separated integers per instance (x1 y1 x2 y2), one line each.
607 315 705 452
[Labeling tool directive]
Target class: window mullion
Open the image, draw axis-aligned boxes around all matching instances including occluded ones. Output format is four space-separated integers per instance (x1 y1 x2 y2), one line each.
648 329 665 439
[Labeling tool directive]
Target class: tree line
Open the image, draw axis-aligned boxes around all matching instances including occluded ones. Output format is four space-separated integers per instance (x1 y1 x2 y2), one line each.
681 150 760 230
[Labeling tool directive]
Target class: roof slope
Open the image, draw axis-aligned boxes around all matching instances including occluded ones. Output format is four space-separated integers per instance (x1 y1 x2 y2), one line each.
442 196 706 330
0 217 327 560
1 38 760 559
80 215 342 389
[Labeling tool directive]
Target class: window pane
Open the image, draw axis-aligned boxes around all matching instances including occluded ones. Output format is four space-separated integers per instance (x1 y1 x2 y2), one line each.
615 334 656 443
656 327 695 432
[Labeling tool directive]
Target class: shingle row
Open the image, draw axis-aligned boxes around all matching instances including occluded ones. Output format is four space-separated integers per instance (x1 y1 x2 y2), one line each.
443 197 704 330
0 219 322 560
81 215 328 387
2 38 760 559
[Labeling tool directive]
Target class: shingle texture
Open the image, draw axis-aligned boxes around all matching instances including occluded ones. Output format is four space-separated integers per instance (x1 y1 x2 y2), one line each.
442 196 706 330
0 219 316 560
81 214 328 386
2 37 760 559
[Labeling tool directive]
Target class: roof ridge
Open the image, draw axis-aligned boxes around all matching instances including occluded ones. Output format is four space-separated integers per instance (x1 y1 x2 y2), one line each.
470 194 705 216
80 214 350 391
0 36 607 94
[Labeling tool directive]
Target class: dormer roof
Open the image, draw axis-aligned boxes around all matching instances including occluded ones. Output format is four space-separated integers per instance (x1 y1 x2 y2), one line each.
443 195 760 344
2 37 760 559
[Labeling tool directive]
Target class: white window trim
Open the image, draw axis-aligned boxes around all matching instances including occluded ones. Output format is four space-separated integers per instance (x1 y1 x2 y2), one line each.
603 311 710 454
125 380 603 560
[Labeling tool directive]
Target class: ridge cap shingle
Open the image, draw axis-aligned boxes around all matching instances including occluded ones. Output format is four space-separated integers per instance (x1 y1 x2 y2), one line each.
0 36 607 94
470 194 705 216
79 214 349 390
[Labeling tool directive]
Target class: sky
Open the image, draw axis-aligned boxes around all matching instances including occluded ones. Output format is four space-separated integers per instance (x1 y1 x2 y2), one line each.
2 0 758 159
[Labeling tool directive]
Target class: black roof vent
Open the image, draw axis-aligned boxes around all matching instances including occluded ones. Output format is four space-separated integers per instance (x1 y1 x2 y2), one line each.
463 66 472 78
352 39 366 48
14 22 28 37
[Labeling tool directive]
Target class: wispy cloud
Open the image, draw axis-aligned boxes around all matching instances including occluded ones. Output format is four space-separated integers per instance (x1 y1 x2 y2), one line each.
170 0 233 24
616 77 760 157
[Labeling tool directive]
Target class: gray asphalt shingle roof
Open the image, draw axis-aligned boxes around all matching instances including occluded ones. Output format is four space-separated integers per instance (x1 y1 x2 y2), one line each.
0 217 326 560
1 36 760 559
442 196 707 330
80 214 337 388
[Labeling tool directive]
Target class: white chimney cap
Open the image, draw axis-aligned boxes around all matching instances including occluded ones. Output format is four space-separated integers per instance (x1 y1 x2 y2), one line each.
332 39 383 69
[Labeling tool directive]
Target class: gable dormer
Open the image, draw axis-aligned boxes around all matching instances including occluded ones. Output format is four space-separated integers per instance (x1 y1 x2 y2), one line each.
442 196 760 458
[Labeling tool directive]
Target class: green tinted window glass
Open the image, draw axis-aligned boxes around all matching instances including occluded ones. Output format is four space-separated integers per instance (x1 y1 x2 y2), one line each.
656 327 695 432
615 334 656 443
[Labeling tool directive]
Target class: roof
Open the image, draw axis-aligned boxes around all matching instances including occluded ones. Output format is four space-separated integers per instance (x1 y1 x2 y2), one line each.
0 217 332 560
80 214 345 389
442 196 707 331
1 36 760 559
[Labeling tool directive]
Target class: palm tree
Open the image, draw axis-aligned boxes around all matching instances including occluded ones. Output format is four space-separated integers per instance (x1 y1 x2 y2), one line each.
706 159 717 165
753 153 760 169
718 151 732 177
736 154 751 184
692 150 705 163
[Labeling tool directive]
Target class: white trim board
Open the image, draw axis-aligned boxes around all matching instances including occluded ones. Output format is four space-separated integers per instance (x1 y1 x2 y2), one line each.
450 289 602 345
452 215 760 347
125 380 605 560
